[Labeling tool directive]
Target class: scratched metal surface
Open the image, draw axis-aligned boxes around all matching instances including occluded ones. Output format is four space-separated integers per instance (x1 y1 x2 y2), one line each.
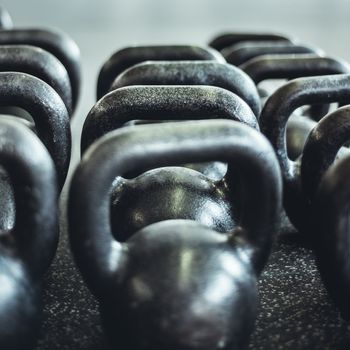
1 1 350 348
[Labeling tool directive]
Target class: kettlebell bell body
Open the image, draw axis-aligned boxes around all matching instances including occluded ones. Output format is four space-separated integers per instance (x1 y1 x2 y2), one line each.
100 220 258 350
311 154 350 320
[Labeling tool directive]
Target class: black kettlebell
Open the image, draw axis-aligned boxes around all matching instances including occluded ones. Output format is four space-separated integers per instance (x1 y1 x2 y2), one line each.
0 45 73 115
97 45 225 99
0 7 12 30
241 54 350 86
83 85 258 151
0 27 81 109
241 54 350 159
240 54 350 116
69 119 282 350
0 117 58 350
82 85 257 181
208 32 292 52
0 71 71 188
260 75 350 233
311 152 350 320
109 60 261 117
222 41 322 66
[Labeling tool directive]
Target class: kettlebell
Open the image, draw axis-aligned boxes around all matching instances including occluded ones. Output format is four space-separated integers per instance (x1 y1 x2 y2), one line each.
0 71 71 188
83 85 258 151
109 60 261 117
208 32 292 52
0 7 12 30
0 117 58 350
260 75 350 233
240 54 350 117
82 85 257 181
241 54 350 86
0 27 81 109
69 119 282 350
222 41 322 66
241 54 350 158
0 45 73 115
97 45 225 99
311 152 350 320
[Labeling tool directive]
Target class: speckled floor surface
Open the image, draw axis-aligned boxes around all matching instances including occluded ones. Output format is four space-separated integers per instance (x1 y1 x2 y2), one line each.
35 212 350 350
2 0 350 349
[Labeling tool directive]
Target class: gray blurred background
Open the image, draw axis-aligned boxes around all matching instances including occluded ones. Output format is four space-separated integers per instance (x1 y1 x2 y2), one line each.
2 1 350 349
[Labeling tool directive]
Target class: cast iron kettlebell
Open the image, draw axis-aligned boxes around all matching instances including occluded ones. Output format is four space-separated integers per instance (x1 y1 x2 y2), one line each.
83 85 258 151
0 117 57 350
109 60 261 117
82 85 257 180
241 54 350 159
260 75 350 233
0 71 71 188
0 27 81 109
96 45 225 99
69 119 282 350
241 54 350 119
208 32 292 52
311 153 350 320
222 41 322 66
241 55 350 86
0 45 73 115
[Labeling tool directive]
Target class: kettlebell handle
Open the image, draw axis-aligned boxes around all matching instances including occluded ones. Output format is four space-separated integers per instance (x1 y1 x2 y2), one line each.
0 72 71 188
260 74 350 184
70 119 281 298
240 55 350 84
241 55 350 119
208 32 292 51
109 61 261 117
0 45 73 115
0 118 58 278
301 105 350 201
97 45 225 99
81 85 258 153
0 28 81 109
222 41 322 66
